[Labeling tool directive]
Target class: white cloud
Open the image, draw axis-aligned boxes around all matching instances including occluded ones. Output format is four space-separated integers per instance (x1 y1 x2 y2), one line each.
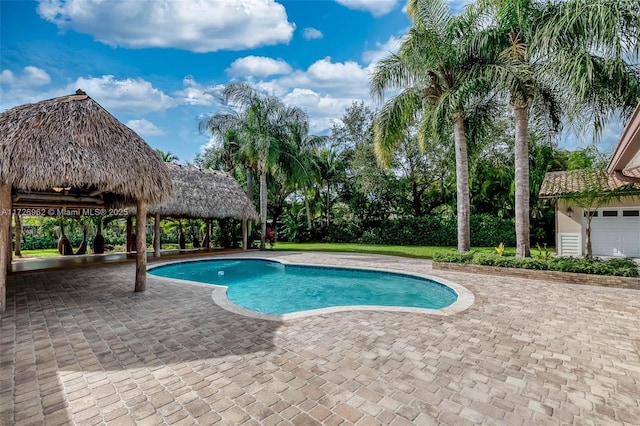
303 28 323 40
37 0 295 53
362 35 403 64
283 88 358 133
174 76 222 106
273 57 373 99
335 0 400 16
236 57 375 134
126 119 164 136
69 75 176 114
227 56 293 78
0 70 14 84
0 66 51 87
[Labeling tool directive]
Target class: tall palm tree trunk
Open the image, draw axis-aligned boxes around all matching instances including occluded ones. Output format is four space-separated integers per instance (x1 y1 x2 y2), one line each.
305 193 312 230
513 104 531 258
452 112 471 252
260 169 267 250
14 215 22 256
246 163 253 241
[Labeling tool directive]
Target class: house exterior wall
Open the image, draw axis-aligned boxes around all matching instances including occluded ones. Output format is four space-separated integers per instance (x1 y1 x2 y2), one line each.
555 196 640 256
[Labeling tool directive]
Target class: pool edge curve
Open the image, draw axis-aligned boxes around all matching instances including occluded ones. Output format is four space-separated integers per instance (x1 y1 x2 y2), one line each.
148 255 475 321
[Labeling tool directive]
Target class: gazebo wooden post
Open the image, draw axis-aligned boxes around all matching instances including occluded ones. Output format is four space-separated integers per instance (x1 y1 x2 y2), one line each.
242 219 248 251
126 216 133 252
135 200 147 292
153 213 161 258
0 184 12 313
8 211 13 265
205 219 211 249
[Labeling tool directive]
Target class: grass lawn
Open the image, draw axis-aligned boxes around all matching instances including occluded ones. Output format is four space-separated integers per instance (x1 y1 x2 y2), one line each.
15 248 63 258
274 242 517 259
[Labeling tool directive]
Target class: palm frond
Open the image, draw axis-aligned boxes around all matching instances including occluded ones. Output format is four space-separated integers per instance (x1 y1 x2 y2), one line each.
373 88 424 167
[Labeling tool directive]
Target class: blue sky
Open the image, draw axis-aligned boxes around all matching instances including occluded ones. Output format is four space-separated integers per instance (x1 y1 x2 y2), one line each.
0 0 620 163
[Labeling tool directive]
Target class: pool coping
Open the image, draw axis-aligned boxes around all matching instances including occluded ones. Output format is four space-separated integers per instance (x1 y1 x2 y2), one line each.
147 255 475 321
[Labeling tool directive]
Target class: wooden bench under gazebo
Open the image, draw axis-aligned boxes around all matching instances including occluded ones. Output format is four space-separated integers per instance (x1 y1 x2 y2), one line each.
0 90 173 313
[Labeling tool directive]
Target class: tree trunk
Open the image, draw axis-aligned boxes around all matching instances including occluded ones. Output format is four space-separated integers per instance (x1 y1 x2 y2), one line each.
191 221 201 248
326 182 331 233
0 183 11 313
203 219 210 249
585 215 593 258
246 163 254 200
154 213 161 258
246 163 253 243
452 112 471 252
260 169 267 250
58 219 73 255
14 214 21 256
513 104 531 258
178 221 185 249
93 218 105 254
412 181 421 217
305 193 312 230
135 200 147 292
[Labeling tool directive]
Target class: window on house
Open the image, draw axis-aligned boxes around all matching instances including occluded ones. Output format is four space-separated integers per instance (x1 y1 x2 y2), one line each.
622 210 640 217
583 211 598 217
602 210 618 217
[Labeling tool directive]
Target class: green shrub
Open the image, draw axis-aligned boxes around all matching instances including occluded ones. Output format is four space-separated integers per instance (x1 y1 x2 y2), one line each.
472 252 497 266
548 257 638 277
437 251 638 277
432 250 475 264
355 214 515 247
514 257 548 270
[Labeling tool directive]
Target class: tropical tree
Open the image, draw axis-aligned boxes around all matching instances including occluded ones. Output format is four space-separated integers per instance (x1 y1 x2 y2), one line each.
155 149 179 163
203 83 317 249
470 0 640 257
370 0 494 252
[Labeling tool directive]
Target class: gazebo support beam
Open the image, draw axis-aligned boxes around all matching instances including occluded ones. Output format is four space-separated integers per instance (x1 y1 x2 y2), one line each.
242 219 248 251
154 213 161 258
135 200 147 292
126 216 133 252
0 183 11 313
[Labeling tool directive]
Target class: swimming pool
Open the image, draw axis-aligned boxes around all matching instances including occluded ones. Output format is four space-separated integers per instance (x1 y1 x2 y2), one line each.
149 258 465 317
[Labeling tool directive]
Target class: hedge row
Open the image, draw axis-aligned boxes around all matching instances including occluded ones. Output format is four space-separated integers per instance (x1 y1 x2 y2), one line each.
433 251 639 277
16 231 181 251
356 215 516 247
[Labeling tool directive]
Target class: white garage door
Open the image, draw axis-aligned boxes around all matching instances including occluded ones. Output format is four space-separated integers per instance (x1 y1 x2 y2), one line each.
586 208 640 257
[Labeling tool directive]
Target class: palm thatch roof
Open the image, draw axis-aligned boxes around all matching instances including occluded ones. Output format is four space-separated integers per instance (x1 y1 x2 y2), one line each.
137 163 258 220
539 169 640 198
0 90 172 205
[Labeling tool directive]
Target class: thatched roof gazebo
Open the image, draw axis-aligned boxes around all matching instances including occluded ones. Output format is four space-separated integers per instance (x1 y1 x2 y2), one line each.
152 163 257 220
130 163 258 255
0 90 173 313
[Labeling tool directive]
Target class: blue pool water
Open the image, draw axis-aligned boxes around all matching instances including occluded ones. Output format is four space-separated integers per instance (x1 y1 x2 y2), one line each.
149 259 457 315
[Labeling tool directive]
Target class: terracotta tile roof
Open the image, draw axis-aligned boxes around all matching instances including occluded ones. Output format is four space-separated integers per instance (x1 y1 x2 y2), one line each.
539 169 640 198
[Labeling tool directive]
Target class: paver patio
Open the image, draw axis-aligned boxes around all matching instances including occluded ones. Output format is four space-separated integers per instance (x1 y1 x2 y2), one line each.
1 251 639 425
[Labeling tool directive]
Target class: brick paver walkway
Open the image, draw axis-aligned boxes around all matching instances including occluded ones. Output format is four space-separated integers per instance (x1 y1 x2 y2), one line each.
1 251 639 425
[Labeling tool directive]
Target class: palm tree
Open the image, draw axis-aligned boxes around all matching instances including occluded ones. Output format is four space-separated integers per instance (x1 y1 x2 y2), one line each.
155 149 179 163
207 83 317 249
471 0 640 257
371 0 494 252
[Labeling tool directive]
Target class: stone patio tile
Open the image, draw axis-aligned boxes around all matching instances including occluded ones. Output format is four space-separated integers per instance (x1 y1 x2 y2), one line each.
3 252 640 425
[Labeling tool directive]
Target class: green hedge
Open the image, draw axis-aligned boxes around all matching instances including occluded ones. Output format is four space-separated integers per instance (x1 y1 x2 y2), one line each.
357 215 515 247
434 251 639 277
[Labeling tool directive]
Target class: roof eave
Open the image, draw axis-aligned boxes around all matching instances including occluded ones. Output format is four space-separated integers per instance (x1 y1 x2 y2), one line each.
607 102 640 174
